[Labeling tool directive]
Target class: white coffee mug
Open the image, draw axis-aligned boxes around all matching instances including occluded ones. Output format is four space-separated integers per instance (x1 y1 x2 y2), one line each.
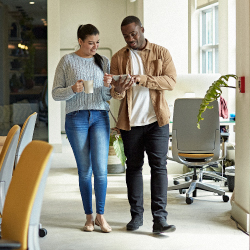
83 80 93 94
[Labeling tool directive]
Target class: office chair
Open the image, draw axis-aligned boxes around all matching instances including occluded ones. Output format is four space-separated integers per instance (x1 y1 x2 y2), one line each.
14 112 37 169
12 112 48 237
168 98 229 204
0 140 53 250
0 114 47 238
0 125 20 215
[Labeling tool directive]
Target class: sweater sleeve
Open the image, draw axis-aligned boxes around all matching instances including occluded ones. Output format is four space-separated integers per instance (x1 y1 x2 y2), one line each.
52 56 76 101
101 56 112 101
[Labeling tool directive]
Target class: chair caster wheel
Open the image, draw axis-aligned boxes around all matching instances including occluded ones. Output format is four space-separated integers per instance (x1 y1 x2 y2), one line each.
39 228 47 238
174 180 179 185
186 197 193 204
223 195 229 202
179 189 186 194
184 176 190 182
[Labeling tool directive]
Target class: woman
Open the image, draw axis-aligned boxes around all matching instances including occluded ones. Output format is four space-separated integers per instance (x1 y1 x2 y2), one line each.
52 24 112 233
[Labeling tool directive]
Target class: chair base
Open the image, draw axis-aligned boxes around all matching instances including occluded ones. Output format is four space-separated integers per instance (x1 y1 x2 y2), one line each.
168 179 229 204
173 169 227 183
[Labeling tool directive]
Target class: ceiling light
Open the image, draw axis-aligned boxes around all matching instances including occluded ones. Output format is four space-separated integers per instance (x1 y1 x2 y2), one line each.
29 2 35 4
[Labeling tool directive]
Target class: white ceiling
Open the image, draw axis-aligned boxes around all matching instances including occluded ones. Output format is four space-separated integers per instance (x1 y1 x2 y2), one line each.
0 0 47 26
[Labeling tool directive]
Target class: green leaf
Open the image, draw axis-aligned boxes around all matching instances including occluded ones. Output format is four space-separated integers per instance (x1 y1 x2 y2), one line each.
113 137 126 166
197 74 238 129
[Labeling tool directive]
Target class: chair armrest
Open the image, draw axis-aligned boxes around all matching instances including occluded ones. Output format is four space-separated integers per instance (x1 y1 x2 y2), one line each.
0 239 21 249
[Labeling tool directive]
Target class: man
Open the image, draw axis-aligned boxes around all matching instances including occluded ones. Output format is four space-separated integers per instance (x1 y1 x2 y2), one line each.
110 16 177 234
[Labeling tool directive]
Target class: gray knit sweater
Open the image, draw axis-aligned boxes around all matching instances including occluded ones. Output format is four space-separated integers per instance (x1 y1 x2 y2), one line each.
52 53 111 114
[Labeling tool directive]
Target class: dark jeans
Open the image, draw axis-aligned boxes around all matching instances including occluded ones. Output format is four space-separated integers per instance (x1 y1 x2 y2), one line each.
120 122 169 222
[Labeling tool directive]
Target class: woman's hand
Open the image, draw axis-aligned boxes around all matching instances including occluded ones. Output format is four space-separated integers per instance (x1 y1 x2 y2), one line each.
112 75 134 94
103 73 113 87
72 80 84 93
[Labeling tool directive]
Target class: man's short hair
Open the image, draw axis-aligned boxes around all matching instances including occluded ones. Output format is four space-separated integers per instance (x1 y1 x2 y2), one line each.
121 16 142 27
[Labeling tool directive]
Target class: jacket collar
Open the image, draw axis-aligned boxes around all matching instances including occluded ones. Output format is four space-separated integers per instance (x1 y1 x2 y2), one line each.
124 39 151 52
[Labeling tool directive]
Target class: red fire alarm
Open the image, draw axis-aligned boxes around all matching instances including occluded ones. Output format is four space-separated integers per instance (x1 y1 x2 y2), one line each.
239 76 245 93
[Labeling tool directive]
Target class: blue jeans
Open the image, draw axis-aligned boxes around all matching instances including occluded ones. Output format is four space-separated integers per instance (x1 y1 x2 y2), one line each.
65 110 110 215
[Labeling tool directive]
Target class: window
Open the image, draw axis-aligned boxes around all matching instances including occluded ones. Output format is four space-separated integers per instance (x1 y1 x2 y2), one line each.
200 4 218 73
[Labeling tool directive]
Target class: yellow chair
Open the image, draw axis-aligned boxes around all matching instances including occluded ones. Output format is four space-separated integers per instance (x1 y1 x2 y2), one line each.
0 125 20 215
0 141 53 250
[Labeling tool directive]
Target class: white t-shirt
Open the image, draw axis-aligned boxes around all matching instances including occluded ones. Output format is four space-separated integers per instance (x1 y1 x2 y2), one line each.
130 49 157 126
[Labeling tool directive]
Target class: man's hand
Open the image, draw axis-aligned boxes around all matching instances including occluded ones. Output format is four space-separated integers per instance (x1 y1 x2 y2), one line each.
72 80 84 93
112 75 134 94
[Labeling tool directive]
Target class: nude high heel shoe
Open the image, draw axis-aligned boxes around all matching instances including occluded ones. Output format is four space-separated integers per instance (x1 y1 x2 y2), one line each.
95 217 112 233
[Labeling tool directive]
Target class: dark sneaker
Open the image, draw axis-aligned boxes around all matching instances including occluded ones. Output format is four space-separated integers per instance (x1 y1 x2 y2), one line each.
153 220 176 234
126 217 143 231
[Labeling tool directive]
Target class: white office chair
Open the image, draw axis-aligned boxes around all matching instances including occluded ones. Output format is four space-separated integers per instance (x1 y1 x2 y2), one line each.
14 112 37 169
168 98 229 204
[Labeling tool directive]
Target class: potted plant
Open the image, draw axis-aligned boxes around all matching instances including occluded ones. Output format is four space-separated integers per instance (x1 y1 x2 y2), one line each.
197 74 238 129
108 127 126 174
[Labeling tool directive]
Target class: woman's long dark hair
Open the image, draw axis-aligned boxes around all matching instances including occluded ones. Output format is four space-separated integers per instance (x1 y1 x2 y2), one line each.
77 24 103 71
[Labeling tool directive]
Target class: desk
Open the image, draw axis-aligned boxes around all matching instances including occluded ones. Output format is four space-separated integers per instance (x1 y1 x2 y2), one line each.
220 120 235 144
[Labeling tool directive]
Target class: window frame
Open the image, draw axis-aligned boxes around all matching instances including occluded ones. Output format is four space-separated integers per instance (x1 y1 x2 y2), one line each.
199 4 219 73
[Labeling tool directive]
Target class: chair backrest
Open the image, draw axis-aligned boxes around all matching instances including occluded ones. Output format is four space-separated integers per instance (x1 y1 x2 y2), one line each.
0 125 20 214
171 98 220 165
14 112 37 168
1 141 53 250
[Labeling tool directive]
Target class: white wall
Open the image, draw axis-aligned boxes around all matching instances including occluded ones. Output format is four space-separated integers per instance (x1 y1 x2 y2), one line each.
48 0 62 152
188 0 199 73
60 0 128 58
144 0 188 74
231 0 250 233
